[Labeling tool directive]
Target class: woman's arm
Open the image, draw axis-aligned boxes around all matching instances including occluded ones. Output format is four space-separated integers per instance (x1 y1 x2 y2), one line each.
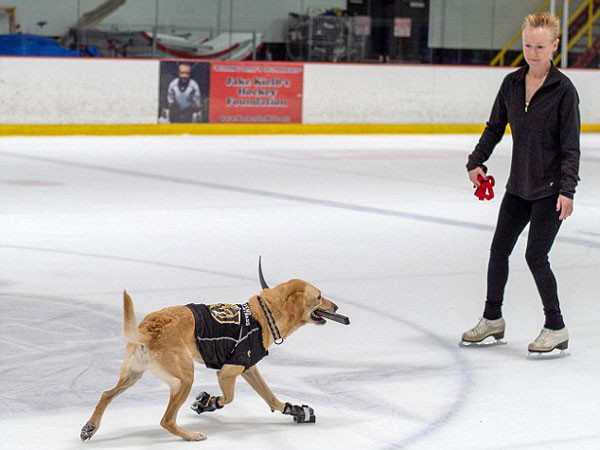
466 80 509 173
558 83 581 200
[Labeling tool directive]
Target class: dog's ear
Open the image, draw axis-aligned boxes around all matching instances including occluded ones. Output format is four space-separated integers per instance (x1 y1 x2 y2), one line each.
281 280 320 310
286 291 307 305
287 289 320 309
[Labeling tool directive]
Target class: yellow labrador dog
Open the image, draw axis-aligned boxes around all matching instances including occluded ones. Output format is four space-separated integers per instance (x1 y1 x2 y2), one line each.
80 267 341 442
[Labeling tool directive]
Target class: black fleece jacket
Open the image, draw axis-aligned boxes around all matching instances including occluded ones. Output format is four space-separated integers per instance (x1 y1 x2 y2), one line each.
467 62 581 200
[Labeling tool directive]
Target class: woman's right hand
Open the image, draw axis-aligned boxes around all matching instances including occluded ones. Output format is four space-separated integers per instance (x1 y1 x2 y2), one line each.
468 167 487 187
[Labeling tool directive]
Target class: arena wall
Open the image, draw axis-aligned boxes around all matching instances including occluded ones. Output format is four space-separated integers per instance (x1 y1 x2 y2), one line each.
0 57 598 134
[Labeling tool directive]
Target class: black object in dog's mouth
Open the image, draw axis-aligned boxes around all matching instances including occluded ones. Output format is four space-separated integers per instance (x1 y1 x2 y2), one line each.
311 310 327 325
312 309 350 325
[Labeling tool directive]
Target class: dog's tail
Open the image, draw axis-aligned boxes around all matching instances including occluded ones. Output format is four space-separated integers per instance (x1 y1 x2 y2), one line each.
123 290 143 344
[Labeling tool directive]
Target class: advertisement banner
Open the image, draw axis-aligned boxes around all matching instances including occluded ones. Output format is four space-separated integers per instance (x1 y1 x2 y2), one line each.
158 61 210 124
209 62 303 123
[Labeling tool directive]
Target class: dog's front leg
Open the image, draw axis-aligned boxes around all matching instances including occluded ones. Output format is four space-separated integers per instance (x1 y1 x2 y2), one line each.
216 364 245 406
242 365 316 423
190 364 243 415
241 365 285 412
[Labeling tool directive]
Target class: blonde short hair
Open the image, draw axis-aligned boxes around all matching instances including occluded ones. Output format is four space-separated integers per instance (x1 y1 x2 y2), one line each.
522 12 560 41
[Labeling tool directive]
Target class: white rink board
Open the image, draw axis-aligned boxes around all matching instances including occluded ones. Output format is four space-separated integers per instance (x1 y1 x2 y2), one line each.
562 69 600 126
303 64 438 124
303 64 512 124
0 57 158 124
303 64 600 124
0 57 598 125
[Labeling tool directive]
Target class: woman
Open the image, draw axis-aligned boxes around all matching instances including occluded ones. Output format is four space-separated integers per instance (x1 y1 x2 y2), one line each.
460 13 581 353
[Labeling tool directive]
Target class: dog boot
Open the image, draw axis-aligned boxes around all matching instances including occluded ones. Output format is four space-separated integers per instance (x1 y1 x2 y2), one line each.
528 327 569 357
282 402 316 423
459 317 506 346
191 392 223 414
80 422 97 441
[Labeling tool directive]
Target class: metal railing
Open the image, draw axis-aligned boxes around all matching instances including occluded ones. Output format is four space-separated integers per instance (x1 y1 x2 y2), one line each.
554 5 600 64
490 0 551 66
490 0 598 68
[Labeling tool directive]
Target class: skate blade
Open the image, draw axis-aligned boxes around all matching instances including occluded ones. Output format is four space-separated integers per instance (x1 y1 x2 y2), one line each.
459 336 506 348
527 348 570 359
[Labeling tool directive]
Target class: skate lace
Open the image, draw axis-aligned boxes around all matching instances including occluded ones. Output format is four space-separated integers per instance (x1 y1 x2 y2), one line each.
471 318 487 334
533 328 552 344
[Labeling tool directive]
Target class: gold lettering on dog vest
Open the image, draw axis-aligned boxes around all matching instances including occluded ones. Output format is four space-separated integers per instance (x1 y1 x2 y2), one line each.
208 303 241 325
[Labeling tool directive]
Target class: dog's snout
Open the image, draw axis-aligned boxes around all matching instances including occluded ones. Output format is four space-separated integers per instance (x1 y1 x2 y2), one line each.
331 301 339 312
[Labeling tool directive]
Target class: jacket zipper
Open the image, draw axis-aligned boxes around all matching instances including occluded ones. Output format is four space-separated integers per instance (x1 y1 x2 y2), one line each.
524 75 558 113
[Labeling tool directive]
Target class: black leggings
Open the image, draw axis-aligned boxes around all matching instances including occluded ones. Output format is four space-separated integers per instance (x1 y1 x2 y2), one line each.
483 192 565 330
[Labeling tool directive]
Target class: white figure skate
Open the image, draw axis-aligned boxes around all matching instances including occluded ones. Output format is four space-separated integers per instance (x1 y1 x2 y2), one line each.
528 327 570 358
459 317 506 347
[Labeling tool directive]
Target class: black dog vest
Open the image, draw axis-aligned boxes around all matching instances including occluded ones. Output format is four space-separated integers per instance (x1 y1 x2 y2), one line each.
186 302 268 370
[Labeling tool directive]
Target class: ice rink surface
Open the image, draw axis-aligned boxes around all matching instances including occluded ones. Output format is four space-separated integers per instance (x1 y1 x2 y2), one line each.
1 134 599 450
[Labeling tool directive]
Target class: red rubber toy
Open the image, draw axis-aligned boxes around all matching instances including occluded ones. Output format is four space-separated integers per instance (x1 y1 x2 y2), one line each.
474 174 495 201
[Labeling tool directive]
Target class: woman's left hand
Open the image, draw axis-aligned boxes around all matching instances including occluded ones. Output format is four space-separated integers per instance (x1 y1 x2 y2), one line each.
556 195 574 220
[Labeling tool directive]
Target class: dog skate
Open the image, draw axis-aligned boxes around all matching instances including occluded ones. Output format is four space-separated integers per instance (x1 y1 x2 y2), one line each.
459 317 506 347
527 327 570 358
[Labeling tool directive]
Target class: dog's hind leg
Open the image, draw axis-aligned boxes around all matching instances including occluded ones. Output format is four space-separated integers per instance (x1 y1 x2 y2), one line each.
81 343 148 441
152 349 206 441
241 365 285 412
